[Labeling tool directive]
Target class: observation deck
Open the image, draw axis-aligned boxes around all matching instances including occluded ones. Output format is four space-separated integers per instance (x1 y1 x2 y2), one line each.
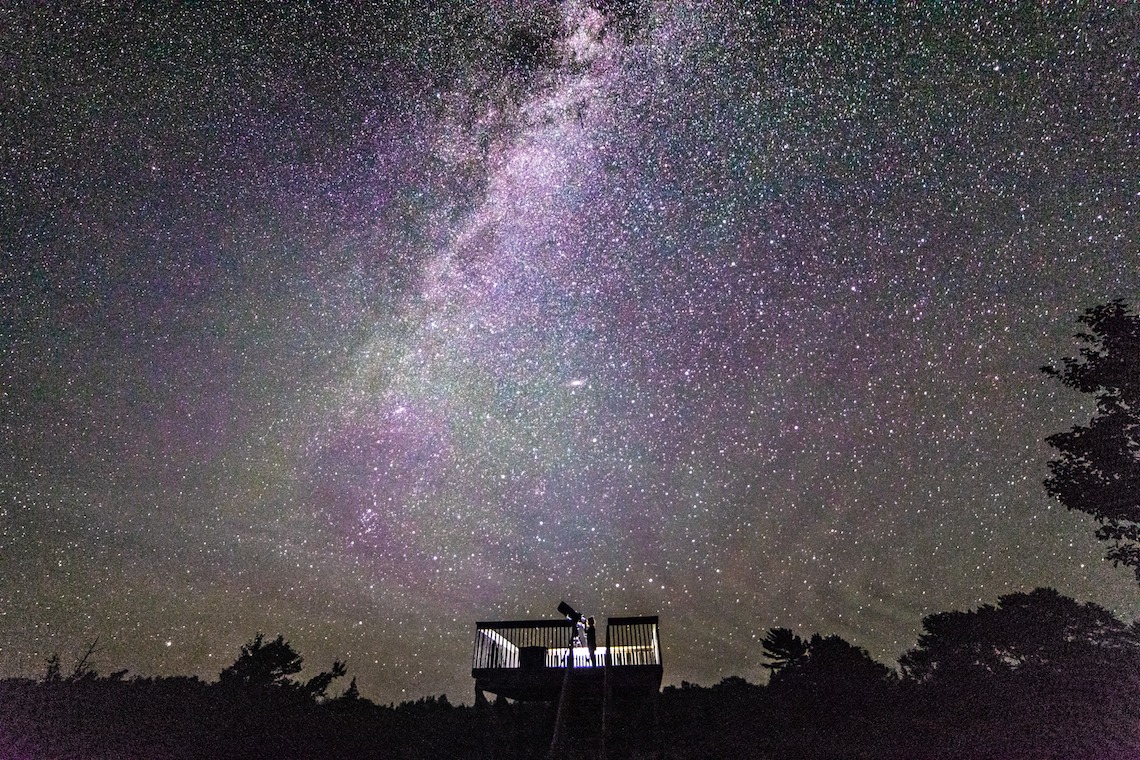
471 615 662 702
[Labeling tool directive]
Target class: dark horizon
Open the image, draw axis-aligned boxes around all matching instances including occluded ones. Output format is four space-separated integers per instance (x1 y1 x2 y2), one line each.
5 585 1138 758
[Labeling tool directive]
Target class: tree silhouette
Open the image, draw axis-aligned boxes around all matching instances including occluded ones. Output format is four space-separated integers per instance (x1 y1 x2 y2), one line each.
218 632 348 701
794 634 894 693
219 633 304 690
762 628 892 693
69 638 100 681
302 659 347 700
1043 300 1140 580
900 587 1140 685
42 653 62 683
899 588 1140 757
757 630 899 758
760 627 808 675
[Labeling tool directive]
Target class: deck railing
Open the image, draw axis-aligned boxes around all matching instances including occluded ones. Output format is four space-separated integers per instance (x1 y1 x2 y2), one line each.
472 616 660 671
473 620 573 670
606 616 661 668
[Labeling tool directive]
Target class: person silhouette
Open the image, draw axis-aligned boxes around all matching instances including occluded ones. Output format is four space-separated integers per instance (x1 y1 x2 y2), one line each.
586 616 597 666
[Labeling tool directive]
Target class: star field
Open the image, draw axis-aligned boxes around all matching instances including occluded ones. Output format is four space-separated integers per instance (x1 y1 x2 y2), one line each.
2 1 1139 703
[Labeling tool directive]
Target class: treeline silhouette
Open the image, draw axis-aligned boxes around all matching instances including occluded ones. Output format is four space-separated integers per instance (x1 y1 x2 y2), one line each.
3 587 1138 759
661 588 1140 760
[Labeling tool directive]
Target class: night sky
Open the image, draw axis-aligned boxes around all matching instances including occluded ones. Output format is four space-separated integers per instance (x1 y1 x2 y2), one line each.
3 1 1139 705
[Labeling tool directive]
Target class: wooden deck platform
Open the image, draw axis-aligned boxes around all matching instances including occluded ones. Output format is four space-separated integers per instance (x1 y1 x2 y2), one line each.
471 616 662 702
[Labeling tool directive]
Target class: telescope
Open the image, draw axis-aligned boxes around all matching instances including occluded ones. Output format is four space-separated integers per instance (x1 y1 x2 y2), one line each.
557 601 581 624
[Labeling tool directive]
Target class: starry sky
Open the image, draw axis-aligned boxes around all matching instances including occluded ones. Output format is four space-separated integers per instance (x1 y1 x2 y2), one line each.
2 1 1139 704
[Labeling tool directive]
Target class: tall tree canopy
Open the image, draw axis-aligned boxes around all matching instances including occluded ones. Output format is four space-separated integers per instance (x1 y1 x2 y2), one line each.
899 587 1140 685
899 588 1140 758
761 628 893 696
1043 300 1140 580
